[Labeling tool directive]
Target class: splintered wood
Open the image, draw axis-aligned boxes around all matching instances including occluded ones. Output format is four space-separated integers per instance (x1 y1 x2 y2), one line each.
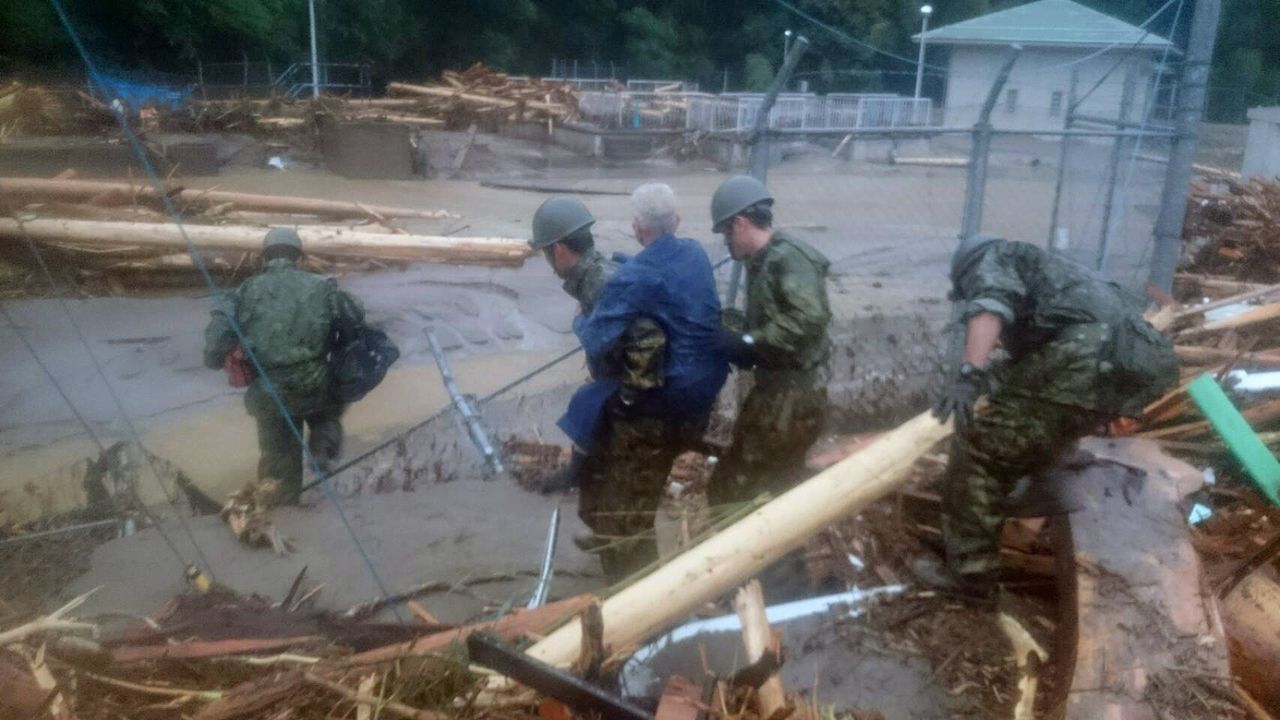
1184 176 1280 282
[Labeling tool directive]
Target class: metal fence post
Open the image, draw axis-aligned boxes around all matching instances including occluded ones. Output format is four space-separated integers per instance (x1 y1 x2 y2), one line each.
1047 67 1079 249
1149 0 1222 292
960 47 1021 240
1096 68 1138 272
725 35 811 308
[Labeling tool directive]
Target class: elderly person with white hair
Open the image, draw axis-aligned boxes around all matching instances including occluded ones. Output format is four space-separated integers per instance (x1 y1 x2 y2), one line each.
565 182 729 581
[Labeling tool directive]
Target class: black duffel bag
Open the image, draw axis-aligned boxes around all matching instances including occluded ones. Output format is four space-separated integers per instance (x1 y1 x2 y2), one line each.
330 326 400 403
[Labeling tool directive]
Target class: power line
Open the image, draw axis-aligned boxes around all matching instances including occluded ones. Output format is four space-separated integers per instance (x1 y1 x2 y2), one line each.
770 0 948 72
1041 0 1179 72
47 0 401 620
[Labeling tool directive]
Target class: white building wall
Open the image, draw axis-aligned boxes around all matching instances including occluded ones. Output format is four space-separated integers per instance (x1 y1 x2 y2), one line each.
942 46 1158 131
1243 106 1280 180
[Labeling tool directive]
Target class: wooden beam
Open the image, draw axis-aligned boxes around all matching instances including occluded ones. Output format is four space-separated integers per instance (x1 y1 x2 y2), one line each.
0 218 532 268
519 411 951 670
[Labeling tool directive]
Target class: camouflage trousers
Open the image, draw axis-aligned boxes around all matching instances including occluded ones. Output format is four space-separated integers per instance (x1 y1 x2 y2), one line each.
579 405 701 582
942 388 1105 576
253 404 345 505
708 372 828 507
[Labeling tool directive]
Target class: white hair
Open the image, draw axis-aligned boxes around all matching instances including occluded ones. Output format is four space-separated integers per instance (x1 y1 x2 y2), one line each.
630 182 679 235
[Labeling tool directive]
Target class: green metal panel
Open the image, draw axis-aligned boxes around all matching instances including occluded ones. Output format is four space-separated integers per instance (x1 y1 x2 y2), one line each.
1186 373 1280 506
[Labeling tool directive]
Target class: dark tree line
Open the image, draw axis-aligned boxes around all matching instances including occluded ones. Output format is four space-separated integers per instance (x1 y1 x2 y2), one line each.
1 0 1273 121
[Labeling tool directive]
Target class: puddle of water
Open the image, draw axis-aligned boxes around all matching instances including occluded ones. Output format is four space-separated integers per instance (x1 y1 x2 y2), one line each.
0 350 582 523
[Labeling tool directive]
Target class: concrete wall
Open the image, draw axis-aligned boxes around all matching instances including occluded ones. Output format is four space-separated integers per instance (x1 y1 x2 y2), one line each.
1243 106 1280 180
943 45 1159 132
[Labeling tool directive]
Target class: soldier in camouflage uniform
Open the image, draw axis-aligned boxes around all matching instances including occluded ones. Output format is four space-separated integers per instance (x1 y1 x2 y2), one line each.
569 184 729 580
927 235 1178 594
707 176 832 507
204 228 366 505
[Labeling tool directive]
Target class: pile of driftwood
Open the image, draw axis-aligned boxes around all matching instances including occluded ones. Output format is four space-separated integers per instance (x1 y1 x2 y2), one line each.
0 83 117 138
187 63 581 136
1183 176 1280 282
0 175 530 294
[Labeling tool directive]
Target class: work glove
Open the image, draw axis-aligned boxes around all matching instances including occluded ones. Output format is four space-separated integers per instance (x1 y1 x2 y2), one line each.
717 327 757 367
933 362 987 431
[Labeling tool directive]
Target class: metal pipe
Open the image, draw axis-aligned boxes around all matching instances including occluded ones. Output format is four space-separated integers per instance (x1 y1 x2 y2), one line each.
308 0 320 99
527 507 561 609
426 331 504 477
1073 113 1174 132
915 5 933 100
1047 67 1080 249
1149 0 1222 292
728 34 811 309
0 518 124 547
727 126 1174 139
961 47 1022 240
1096 68 1138 273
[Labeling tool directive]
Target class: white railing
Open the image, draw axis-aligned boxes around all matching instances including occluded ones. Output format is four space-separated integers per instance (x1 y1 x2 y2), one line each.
580 91 932 131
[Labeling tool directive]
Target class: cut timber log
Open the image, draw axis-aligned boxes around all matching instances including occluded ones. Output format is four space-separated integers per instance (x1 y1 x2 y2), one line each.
1064 438 1230 720
1221 556 1280 712
0 218 532 268
521 411 951 670
1174 345 1280 366
387 82 564 114
0 178 454 220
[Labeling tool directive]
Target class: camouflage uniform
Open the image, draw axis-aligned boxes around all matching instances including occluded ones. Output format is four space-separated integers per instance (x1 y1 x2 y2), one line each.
710 231 833 506
204 258 365 504
944 240 1178 576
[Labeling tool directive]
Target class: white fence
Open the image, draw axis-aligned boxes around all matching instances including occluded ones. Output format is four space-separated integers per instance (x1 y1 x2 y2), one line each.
578 91 933 131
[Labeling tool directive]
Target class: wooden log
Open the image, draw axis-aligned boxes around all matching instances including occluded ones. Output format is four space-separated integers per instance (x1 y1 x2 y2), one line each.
1065 438 1230 719
388 82 564 114
520 411 951 670
0 218 532 268
732 581 787 720
1222 560 1280 712
0 177 454 220
1171 282 1280 322
1179 302 1280 341
1174 345 1280 366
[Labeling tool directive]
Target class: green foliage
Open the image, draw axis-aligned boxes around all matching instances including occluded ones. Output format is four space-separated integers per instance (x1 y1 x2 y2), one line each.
1 0 1273 122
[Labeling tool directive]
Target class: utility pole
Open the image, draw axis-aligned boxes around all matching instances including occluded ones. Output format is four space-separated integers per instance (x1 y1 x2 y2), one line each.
308 0 320 98
915 5 933 99
1148 0 1222 292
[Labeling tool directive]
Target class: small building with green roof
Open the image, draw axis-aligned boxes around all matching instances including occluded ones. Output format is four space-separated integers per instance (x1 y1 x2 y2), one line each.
914 0 1176 131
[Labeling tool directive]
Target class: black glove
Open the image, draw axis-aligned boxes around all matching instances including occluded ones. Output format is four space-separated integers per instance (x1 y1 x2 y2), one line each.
718 327 756 367
933 362 987 431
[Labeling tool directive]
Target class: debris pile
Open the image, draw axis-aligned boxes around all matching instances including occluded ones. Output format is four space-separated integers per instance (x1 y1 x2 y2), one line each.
0 176 530 295
0 82 116 137
180 63 581 138
1183 177 1280 282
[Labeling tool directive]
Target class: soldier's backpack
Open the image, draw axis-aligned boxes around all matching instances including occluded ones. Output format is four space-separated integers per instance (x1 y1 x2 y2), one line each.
330 326 400 403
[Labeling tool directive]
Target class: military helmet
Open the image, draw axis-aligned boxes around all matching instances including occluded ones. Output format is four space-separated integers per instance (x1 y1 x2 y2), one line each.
711 175 773 233
950 234 1003 284
530 196 595 250
262 227 303 256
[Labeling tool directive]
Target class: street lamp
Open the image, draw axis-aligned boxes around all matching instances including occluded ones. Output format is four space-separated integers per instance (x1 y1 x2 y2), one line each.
914 5 933 100
783 29 793 66
308 0 320 98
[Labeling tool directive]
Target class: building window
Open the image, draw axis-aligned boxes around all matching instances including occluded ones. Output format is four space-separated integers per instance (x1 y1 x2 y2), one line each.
1050 91 1063 117
1005 88 1018 114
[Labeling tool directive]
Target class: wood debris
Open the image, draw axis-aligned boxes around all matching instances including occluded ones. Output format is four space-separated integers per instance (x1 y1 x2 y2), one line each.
1183 176 1280 282
220 479 292 555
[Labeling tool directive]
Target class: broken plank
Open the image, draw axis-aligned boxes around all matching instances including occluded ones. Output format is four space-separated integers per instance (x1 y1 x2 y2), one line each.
112 636 319 663
342 594 593 666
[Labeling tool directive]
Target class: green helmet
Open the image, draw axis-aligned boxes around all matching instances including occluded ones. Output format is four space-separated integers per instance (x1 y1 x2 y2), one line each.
711 175 773 233
950 234 1003 284
262 227 303 255
530 196 595 250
